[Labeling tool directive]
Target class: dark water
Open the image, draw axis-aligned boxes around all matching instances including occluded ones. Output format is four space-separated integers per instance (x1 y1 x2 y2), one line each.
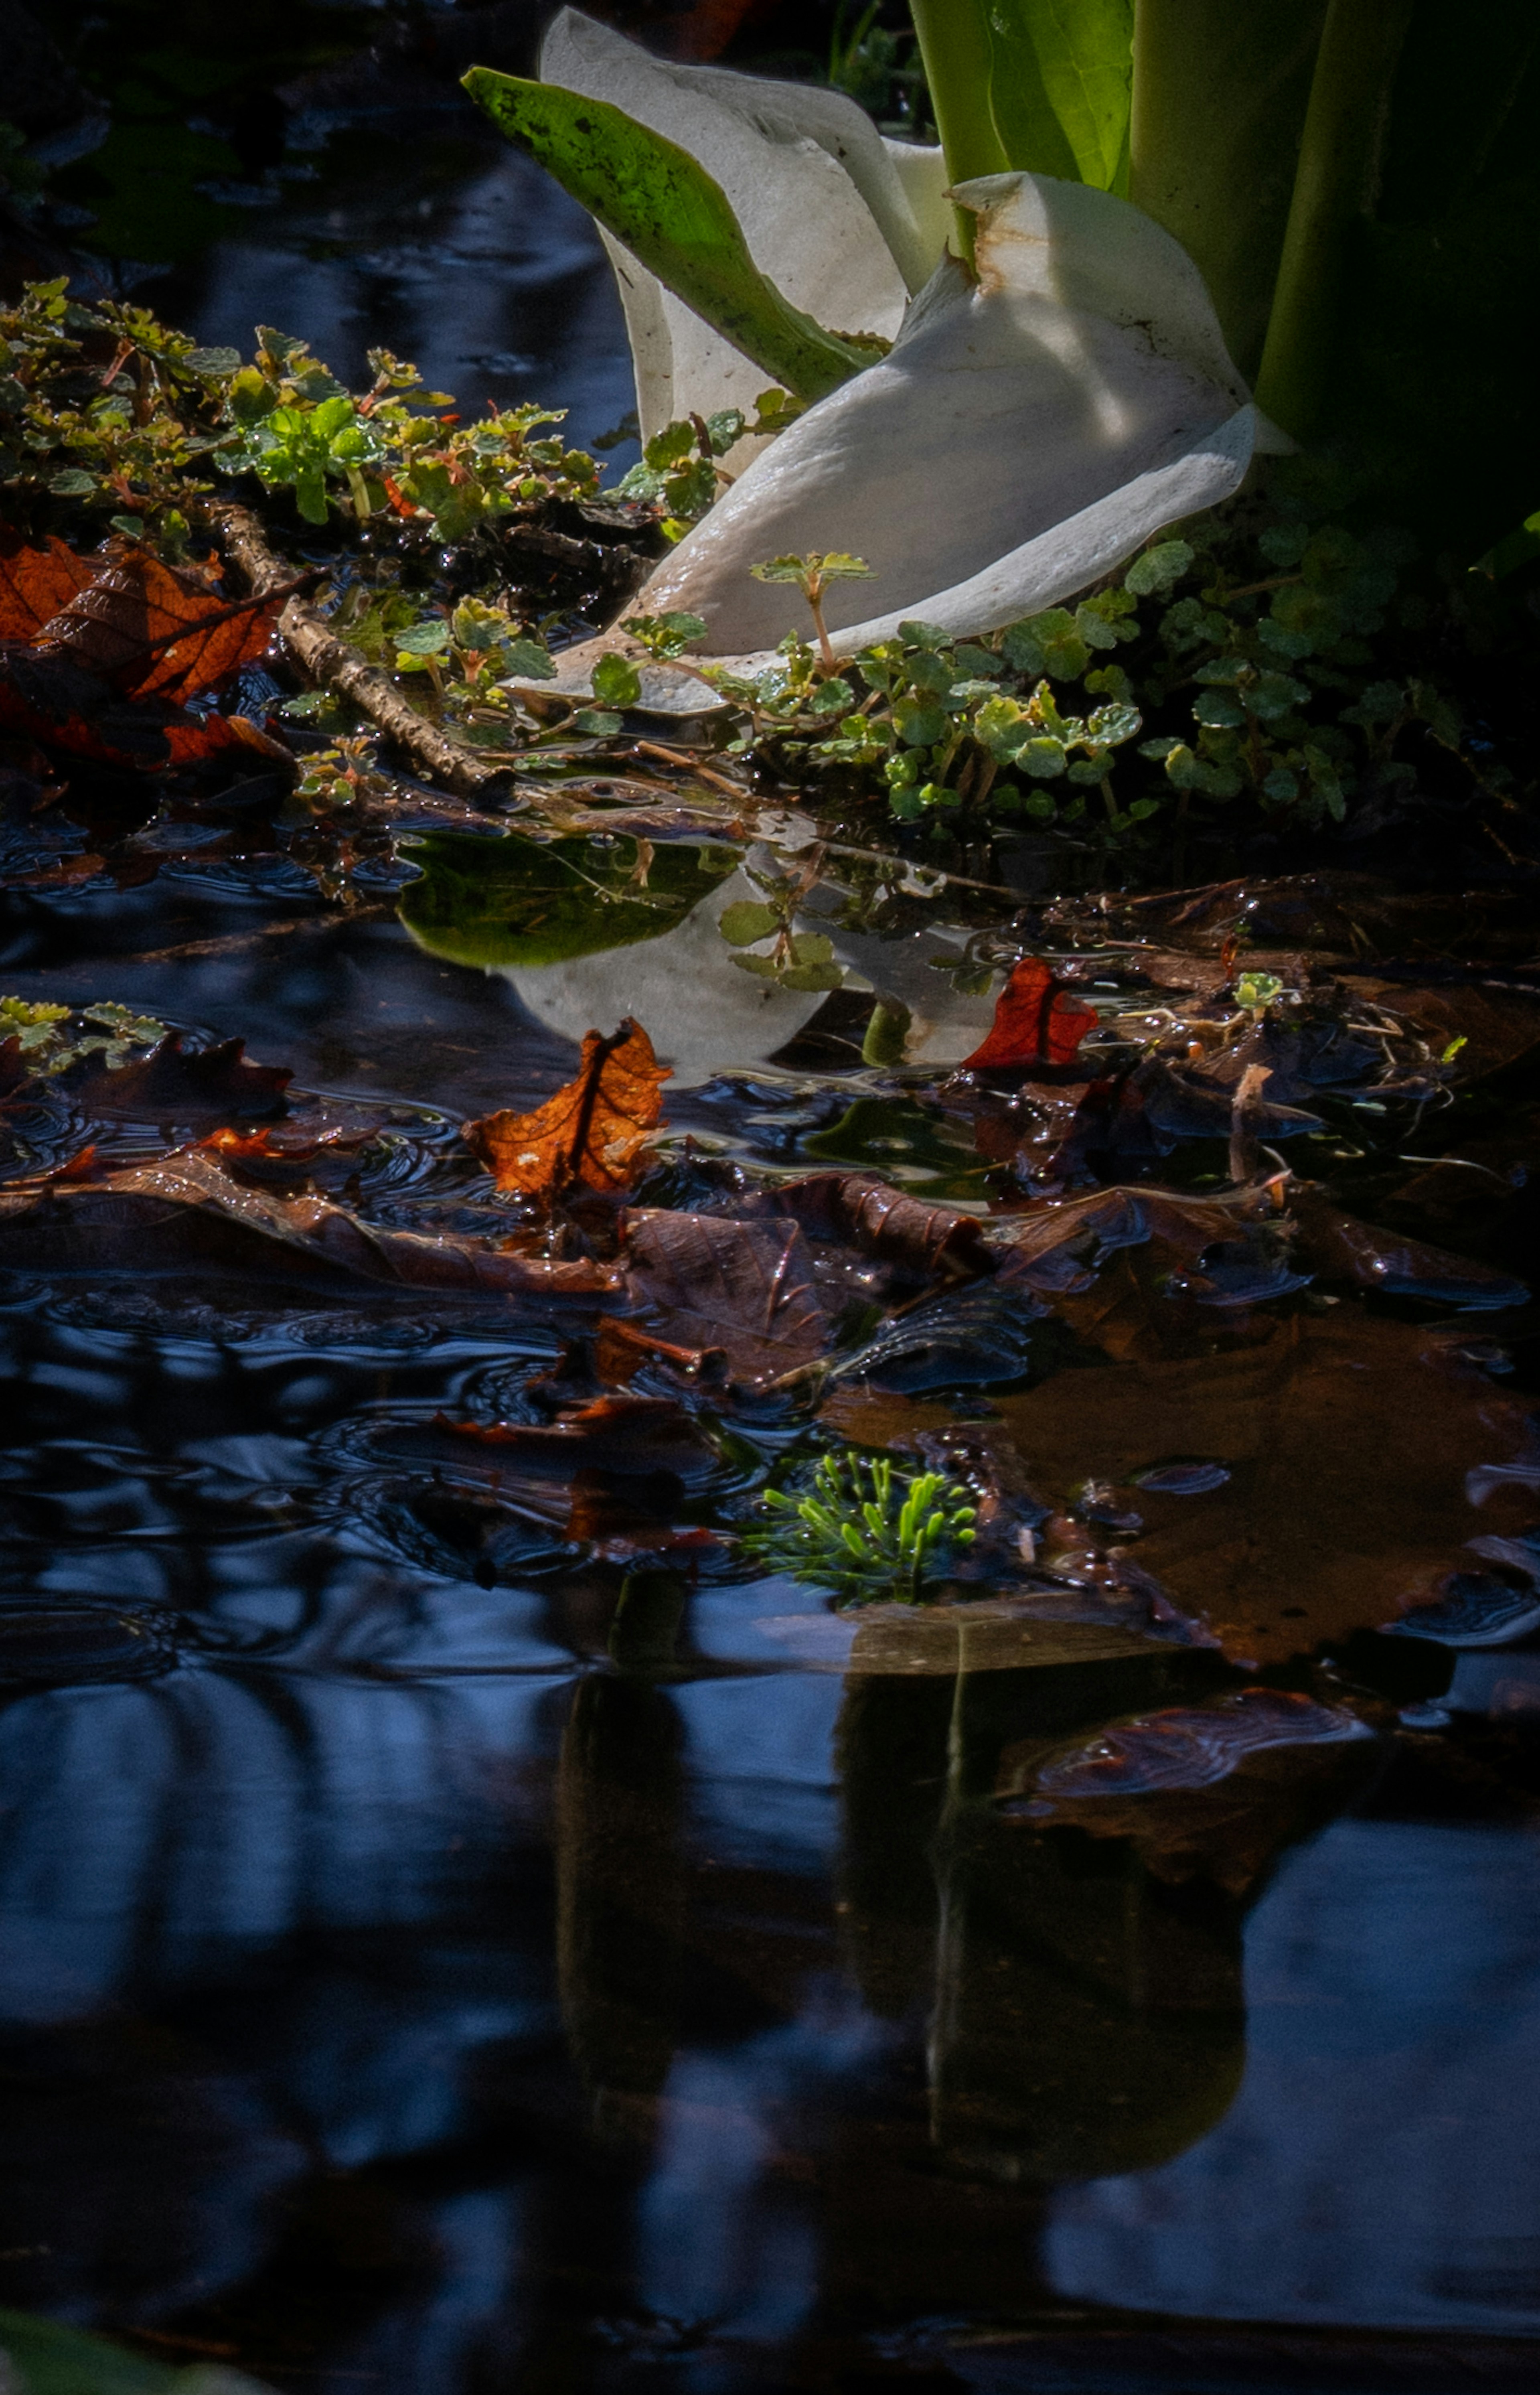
6 28 1540 2395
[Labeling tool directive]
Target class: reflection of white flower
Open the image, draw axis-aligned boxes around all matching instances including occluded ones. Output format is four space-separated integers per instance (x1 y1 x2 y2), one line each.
542 13 1285 661
541 8 949 443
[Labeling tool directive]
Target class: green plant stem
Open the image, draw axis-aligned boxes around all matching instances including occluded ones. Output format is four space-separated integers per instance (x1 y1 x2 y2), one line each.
1253 0 1416 439
1129 0 1329 381
908 0 1009 260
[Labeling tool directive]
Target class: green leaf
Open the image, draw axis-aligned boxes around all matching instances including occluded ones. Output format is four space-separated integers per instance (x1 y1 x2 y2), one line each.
462 71 885 402
592 652 642 708
501 636 556 681
47 468 97 497
571 707 623 736
717 900 780 947
399 832 737 969
985 0 1135 191
0 2307 179 2395
395 621 451 657
1124 538 1194 597
184 345 242 376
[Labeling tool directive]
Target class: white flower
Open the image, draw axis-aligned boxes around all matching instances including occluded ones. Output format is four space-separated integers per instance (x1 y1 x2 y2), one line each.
540 8 950 444
538 11 1286 663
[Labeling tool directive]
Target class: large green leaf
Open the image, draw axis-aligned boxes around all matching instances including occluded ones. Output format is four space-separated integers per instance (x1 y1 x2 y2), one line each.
0 2309 272 2395
398 831 738 970
461 70 884 403
986 0 1135 193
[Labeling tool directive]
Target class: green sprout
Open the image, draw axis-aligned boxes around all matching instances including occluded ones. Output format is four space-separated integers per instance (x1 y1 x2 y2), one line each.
744 1448 977 1606
750 551 875 674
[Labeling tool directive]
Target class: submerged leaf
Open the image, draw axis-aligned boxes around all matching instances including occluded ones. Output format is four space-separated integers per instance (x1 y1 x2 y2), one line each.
623 1207 831 1384
463 1018 670 1197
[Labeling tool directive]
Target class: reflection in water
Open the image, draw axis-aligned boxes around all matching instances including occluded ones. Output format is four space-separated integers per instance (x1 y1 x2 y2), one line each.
1 1171 1539 2375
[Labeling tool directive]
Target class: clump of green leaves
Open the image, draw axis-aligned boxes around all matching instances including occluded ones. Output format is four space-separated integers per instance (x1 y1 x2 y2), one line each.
0 283 601 550
744 1448 977 1605
618 392 802 537
698 503 1489 858
1 996 167 1073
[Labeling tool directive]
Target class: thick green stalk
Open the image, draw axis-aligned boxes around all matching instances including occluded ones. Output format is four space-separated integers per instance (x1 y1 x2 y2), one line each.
1254 0 1416 437
1129 1 1328 382
908 0 1008 257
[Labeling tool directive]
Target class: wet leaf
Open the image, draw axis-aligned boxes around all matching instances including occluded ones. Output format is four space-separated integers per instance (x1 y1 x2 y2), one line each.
766 1172 994 1278
622 1207 831 1384
0 1150 621 1297
1289 1187 1529 1310
425 1393 723 1486
66 1031 293 1126
960 957 1098 1073
463 1018 670 1196
998 1689 1379 1894
982 1306 1538 1664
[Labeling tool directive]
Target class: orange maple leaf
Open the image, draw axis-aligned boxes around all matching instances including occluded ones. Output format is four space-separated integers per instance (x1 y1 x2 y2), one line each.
462 1018 670 1196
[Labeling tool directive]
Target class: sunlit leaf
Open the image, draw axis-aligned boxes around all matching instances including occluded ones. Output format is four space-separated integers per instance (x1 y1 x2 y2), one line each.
986 0 1135 191
462 1016 670 1196
462 70 885 402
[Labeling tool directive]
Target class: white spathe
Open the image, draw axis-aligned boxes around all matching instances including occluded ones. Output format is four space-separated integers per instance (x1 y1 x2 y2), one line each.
635 171 1288 657
539 8 947 441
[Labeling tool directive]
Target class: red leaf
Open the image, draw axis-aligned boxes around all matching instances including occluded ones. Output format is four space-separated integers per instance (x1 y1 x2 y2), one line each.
960 958 1097 1071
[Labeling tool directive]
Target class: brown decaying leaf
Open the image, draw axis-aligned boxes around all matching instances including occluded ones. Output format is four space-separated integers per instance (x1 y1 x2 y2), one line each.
29 543 283 703
0 1149 620 1296
464 1019 670 1197
622 1207 831 1384
764 1172 993 1278
0 527 97 636
424 1393 722 1484
66 1031 293 1125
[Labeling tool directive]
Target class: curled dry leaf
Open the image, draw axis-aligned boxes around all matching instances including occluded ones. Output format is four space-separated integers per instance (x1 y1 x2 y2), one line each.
464 1017 670 1196
765 1171 993 1279
959 957 1098 1073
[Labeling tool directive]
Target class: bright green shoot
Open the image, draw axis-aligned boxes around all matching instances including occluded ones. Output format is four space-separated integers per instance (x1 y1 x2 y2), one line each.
747 1449 977 1606
750 552 874 673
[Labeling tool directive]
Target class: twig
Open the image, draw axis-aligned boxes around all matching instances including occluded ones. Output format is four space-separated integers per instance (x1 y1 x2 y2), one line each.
200 500 508 798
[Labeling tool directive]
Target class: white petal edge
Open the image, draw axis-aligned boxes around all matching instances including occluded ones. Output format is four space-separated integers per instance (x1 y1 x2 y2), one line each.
539 9 918 436
633 173 1275 652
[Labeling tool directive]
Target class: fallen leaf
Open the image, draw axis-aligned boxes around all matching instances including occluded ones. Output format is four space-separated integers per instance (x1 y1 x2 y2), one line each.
34 543 285 703
424 1393 723 1485
984 1306 1538 1663
1289 1186 1529 1309
765 1172 993 1278
66 1031 293 1126
0 526 97 637
0 1148 621 1297
959 958 1097 1072
997 1689 1379 1893
464 1018 670 1196
622 1207 831 1384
